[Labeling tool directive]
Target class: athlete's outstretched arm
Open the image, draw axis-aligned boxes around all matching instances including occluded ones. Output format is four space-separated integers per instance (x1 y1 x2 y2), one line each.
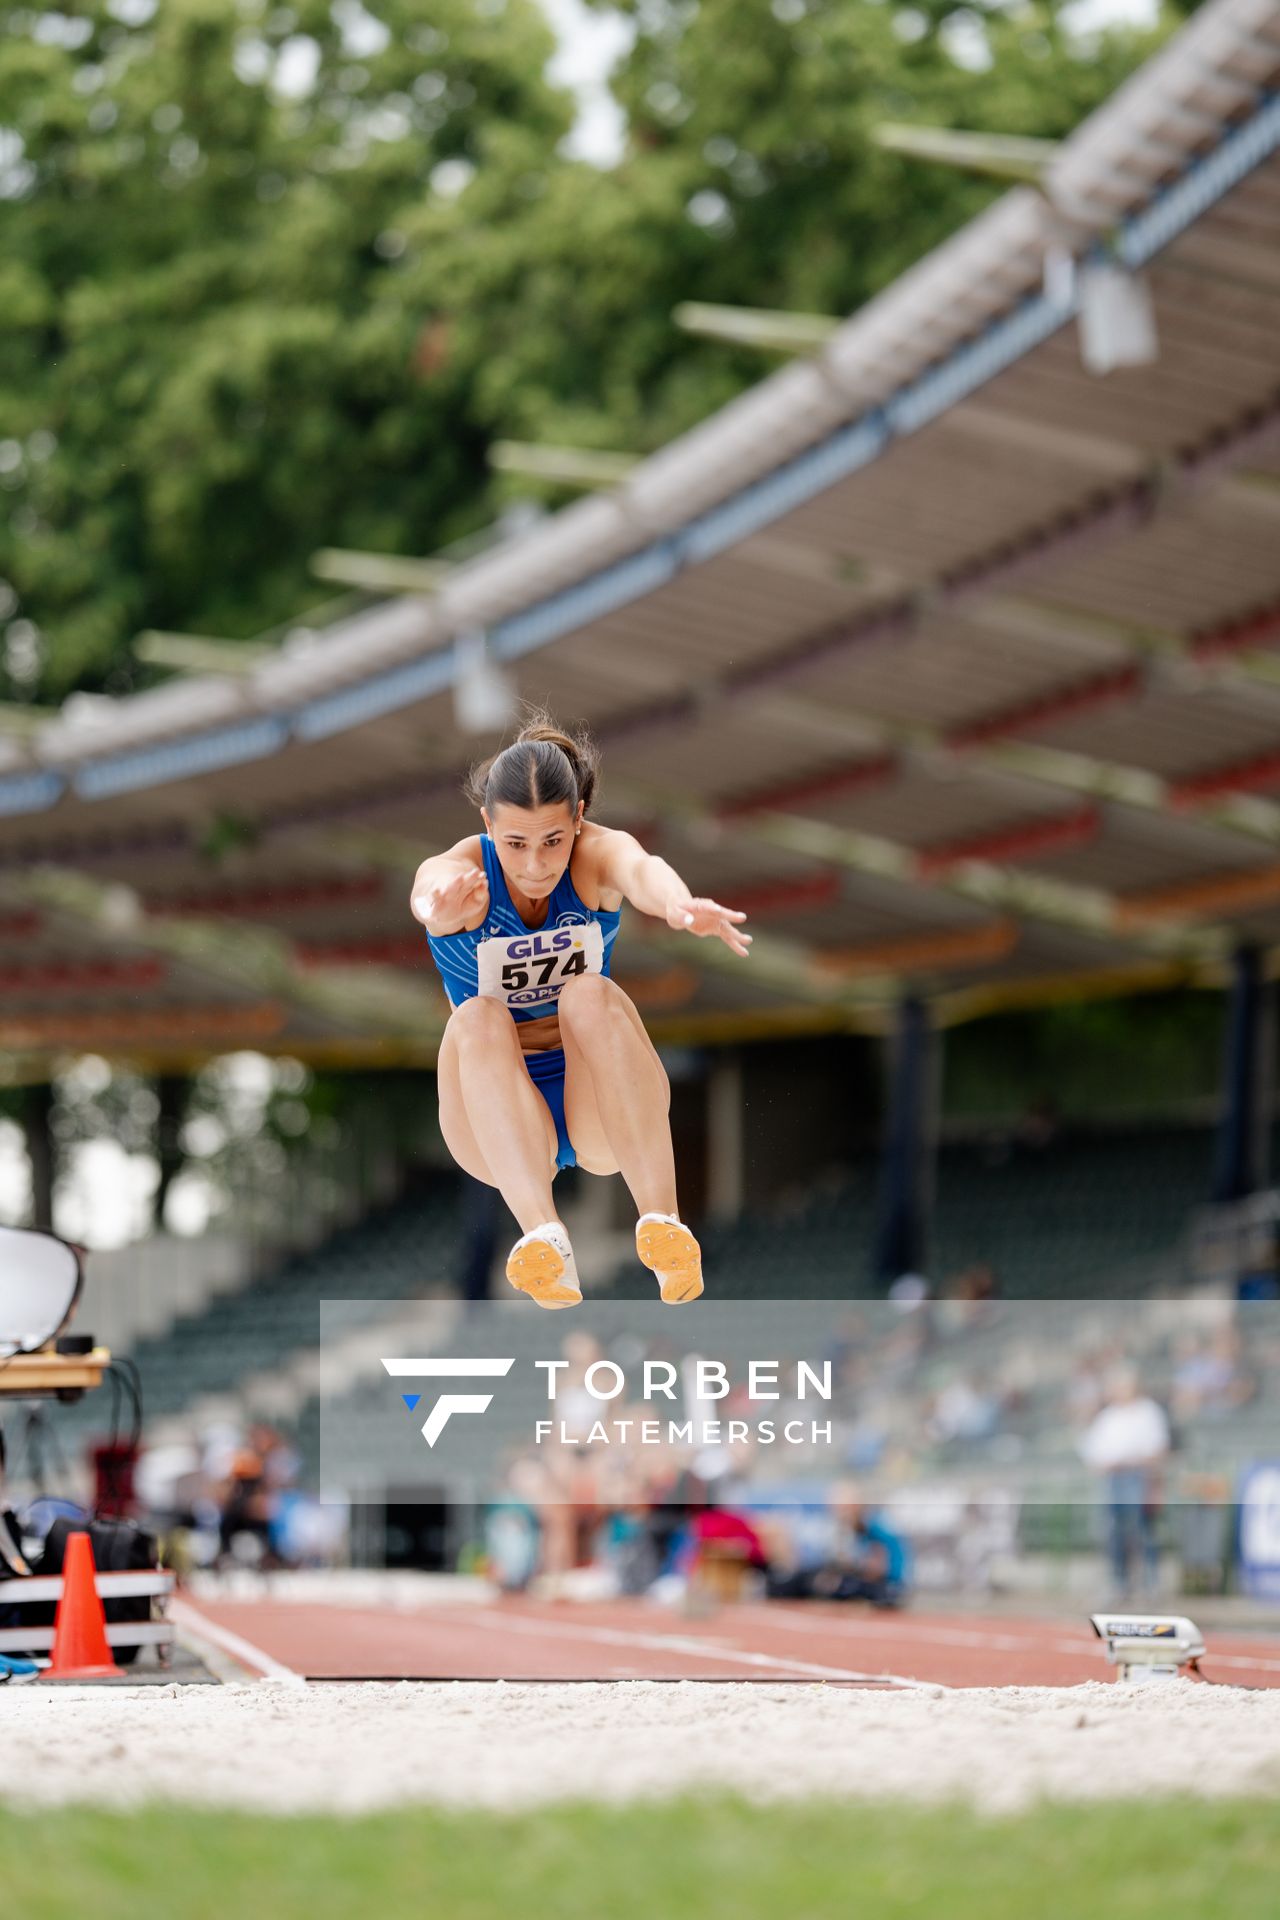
598 832 752 958
409 836 488 934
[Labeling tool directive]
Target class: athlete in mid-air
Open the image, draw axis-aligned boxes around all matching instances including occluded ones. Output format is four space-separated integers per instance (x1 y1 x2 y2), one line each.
411 713 751 1308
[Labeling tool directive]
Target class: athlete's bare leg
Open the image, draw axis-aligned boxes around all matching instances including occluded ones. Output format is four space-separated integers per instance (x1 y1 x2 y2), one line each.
437 996 560 1235
557 973 677 1217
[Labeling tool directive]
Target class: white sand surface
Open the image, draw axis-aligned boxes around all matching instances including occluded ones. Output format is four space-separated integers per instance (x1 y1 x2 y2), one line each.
4 1679 1280 1815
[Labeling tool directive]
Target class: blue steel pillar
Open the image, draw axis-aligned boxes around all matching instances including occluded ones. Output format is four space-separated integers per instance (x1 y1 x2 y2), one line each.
873 996 938 1288
1212 946 1272 1204
21 1081 55 1232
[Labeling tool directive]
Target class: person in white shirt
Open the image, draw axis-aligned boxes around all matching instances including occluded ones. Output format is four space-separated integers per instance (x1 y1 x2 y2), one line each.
1078 1365 1171 1598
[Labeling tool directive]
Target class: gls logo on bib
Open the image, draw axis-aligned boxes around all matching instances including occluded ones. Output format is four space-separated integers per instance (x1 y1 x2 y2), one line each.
476 921 604 1010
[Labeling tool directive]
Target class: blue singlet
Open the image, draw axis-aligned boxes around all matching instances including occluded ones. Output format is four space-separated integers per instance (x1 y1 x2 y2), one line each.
427 835 622 1171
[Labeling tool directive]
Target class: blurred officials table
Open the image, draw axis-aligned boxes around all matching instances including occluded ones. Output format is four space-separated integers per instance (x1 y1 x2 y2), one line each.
0 1346 110 1398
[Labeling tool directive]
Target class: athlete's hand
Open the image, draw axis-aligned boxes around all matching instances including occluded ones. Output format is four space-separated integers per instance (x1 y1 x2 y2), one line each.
411 865 489 932
667 896 752 957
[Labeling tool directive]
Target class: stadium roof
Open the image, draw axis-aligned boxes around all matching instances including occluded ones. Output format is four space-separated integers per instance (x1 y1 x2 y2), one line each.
3 0 1280 1071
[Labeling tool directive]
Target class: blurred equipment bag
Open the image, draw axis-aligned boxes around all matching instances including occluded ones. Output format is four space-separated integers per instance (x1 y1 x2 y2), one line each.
27 1515 161 1665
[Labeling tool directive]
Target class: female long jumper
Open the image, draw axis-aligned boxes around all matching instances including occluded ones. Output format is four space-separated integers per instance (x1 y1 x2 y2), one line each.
411 714 751 1308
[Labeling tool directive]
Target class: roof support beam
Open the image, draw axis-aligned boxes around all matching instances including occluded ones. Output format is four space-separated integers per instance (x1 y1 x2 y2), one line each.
637 921 898 1013
0 955 165 995
634 914 1022 1016
719 686 1280 856
873 123 1060 184
135 633 271 677
0 1002 289 1055
5 868 449 1045
672 302 840 354
683 391 1280 719
1118 863 1280 928
310 549 451 594
819 918 1020 978
0 703 58 739
147 874 385 919
488 442 639 488
128 592 374 677
613 780 1228 967
985 593 1280 698
914 806 1101 878
946 664 1144 749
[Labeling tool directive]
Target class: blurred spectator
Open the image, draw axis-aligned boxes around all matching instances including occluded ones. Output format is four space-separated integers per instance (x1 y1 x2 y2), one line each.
843 1399 891 1472
557 1331 608 1440
1065 1348 1109 1428
927 1373 1001 1447
269 1489 346 1568
217 1446 272 1565
952 1493 1020 1593
888 1272 930 1307
1078 1366 1171 1598
885 1273 934 1363
947 1262 1001 1305
667 1504 770 1604
1171 1327 1256 1421
485 1459 547 1593
214 1422 302 1569
1017 1094 1060 1151
595 1505 662 1596
823 1309 872 1400
766 1481 908 1608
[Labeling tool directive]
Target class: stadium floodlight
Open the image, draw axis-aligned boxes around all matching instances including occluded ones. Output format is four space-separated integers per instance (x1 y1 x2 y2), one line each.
1077 264 1159 375
0 1225 84 1358
1090 1613 1206 1684
453 629 516 735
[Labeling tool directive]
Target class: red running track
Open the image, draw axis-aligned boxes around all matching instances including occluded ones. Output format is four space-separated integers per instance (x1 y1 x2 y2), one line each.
179 1594 1280 1690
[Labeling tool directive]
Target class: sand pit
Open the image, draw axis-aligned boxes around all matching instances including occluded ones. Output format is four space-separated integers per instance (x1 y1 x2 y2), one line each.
4 1679 1280 1815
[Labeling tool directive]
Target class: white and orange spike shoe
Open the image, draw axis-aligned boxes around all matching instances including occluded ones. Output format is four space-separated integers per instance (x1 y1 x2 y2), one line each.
506 1221 583 1309
635 1212 704 1304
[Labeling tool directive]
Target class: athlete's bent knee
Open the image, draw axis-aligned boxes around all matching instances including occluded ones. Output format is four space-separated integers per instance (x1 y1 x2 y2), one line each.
557 971 620 1034
448 995 516 1044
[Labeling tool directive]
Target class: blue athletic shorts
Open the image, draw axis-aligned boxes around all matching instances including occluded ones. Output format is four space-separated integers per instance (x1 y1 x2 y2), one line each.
524 1046 575 1171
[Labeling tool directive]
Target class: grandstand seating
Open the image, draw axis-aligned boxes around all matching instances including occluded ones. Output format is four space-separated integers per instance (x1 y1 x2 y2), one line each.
45 1124 1264 1556
56 1174 466 1438
605 1126 1216 1299
70 1124 1224 1438
294 1278 1276 1569
932 1127 1217 1291
48 1123 1218 1461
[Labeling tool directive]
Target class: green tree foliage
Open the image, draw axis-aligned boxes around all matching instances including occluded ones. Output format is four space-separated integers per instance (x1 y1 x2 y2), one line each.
1 0 570 698
1 0 1177 706
443 0 1174 468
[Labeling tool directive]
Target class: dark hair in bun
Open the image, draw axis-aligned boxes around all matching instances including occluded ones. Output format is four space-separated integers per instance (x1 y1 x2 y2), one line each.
465 708 601 818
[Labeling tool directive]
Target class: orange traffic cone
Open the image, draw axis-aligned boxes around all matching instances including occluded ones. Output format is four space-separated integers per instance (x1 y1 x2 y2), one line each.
44 1531 123 1682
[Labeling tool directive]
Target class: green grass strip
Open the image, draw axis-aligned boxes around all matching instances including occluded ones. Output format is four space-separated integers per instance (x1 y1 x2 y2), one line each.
5 1795 1280 1920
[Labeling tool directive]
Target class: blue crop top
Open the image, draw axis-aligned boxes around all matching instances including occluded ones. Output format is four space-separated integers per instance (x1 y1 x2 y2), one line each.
427 834 622 1024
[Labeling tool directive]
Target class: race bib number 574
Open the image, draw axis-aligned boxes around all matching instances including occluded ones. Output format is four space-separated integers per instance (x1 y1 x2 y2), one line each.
476 922 604 1012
